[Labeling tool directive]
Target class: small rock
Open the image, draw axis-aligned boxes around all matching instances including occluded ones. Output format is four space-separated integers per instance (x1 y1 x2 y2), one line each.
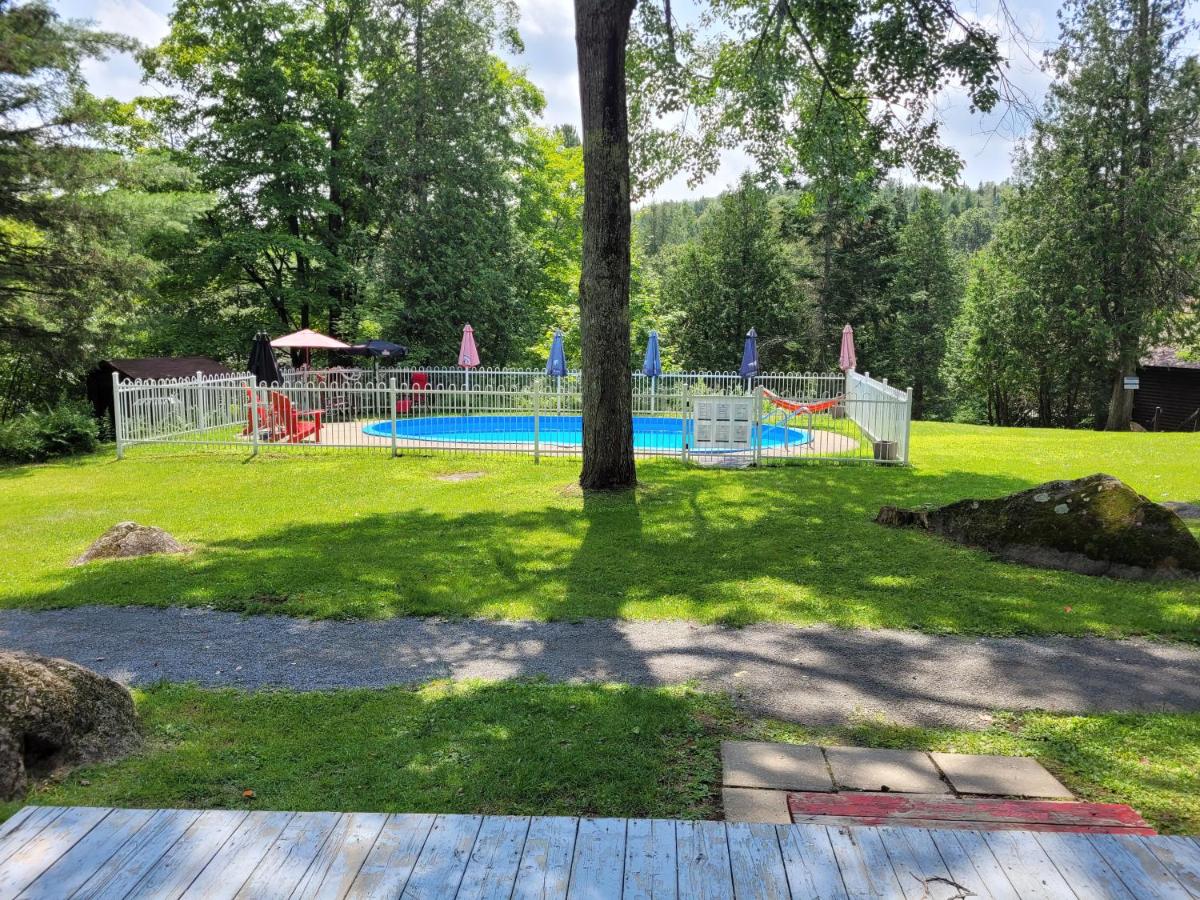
1054 504 1070 514
1034 493 1051 503
73 522 187 566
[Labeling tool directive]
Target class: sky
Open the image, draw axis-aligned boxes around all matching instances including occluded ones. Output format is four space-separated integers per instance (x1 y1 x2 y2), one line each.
54 0 1061 202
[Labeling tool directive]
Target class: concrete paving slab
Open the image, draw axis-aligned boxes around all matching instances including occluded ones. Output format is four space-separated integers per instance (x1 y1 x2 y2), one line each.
722 788 792 824
931 753 1074 798
721 741 834 791
824 746 949 794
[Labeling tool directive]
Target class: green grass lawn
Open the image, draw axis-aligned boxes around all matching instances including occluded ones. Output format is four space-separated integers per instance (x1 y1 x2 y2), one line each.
1 422 1197 637
6 682 1198 834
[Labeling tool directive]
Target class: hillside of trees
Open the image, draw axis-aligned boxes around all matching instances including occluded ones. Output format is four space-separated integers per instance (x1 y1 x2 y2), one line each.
1 0 1196 432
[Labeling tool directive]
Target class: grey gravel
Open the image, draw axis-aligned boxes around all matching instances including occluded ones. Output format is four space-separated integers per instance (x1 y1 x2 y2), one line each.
2 607 1199 727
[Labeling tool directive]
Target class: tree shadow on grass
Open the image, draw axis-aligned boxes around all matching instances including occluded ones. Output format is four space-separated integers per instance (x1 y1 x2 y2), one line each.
8 463 1199 638
27 680 727 820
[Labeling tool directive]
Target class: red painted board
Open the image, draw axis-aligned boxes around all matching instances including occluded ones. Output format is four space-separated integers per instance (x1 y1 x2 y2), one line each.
786 792 1154 833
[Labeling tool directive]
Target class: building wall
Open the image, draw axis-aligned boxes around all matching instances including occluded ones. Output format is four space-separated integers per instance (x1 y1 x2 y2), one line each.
1132 366 1200 431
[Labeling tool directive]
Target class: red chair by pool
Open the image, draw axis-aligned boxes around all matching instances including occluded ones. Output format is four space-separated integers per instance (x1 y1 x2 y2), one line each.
269 391 322 443
242 385 272 436
395 372 429 415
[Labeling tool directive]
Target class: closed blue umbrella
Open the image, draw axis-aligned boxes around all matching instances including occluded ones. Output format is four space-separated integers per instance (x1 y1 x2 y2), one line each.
546 329 568 377
642 330 662 411
642 330 662 378
739 327 759 382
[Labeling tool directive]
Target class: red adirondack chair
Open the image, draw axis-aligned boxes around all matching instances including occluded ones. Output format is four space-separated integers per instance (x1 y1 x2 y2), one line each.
269 391 322 443
242 385 272 436
395 371 429 415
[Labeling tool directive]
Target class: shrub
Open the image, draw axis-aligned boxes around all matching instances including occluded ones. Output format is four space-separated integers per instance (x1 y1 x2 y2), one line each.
0 403 99 463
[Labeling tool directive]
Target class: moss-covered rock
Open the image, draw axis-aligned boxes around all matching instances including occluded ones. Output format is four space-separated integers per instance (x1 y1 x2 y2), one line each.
0 652 142 800
877 473 1200 580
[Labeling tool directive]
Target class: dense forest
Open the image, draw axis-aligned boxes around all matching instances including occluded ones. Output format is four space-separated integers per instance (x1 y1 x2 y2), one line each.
1 0 1197 434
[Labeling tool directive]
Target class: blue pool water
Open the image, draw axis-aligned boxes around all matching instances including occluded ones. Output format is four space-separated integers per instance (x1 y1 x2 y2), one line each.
362 415 809 450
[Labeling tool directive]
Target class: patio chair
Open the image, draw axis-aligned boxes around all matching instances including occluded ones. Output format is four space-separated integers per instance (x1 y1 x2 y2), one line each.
242 385 273 436
269 391 322 443
395 371 429 415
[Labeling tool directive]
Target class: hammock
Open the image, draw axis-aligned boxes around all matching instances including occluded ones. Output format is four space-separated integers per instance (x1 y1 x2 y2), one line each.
762 388 843 415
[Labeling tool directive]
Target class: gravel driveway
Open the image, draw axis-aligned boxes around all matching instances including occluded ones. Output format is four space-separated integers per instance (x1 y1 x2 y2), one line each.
2 607 1198 727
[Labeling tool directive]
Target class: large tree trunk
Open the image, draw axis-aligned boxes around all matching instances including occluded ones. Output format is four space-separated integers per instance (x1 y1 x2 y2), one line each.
575 0 637 490
1105 352 1137 431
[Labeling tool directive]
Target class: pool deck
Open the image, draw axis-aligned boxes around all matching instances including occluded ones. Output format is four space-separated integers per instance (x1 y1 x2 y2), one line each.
306 420 863 459
5 806 1199 898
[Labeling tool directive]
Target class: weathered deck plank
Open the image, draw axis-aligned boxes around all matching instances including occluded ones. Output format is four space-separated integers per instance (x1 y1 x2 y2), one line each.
1032 830 1135 900
777 823 848 900
827 823 906 898
345 813 436 900
291 811 390 900
566 817 626 900
1 806 1197 898
1140 835 1200 898
401 814 482 900
981 830 1075 899
926 828 1019 900
72 808 203 900
17 807 154 900
233 809 340 900
726 822 790 900
676 819 734 900
623 818 676 900
511 816 576 900
0 805 110 899
456 815 530 900
1089 833 1192 898
876 825 958 900
126 809 248 900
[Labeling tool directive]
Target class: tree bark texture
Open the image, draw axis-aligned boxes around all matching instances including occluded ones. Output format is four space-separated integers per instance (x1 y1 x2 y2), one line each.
574 0 637 490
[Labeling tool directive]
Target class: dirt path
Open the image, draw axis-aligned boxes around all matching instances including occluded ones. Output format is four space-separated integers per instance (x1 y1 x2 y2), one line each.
2 607 1198 727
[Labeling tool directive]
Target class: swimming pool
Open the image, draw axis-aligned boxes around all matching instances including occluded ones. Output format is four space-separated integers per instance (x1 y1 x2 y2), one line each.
362 415 809 451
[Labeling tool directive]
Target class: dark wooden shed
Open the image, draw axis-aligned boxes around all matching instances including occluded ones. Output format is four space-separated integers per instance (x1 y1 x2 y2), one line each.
87 357 234 426
1132 348 1200 432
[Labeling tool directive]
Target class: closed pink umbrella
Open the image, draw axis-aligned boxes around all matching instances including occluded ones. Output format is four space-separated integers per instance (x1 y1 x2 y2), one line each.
458 323 480 400
457 324 480 368
838 324 857 372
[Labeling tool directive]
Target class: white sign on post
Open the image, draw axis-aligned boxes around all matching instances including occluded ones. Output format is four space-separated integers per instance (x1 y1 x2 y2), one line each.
693 395 755 451
1123 375 1140 391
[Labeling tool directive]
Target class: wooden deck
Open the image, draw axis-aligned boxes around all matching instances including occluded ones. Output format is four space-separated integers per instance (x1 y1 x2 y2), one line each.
2 806 1198 899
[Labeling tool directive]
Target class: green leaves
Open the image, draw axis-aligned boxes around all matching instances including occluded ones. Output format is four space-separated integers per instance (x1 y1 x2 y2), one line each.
628 0 1008 193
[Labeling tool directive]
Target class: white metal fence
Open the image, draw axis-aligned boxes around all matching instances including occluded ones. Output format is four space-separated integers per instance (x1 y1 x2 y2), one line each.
113 368 913 465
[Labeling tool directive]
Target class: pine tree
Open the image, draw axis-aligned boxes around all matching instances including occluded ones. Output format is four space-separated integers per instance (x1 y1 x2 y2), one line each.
889 191 962 418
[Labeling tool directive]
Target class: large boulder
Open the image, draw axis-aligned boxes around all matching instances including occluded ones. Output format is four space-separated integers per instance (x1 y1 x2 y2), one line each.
876 473 1200 580
73 521 187 566
0 652 142 800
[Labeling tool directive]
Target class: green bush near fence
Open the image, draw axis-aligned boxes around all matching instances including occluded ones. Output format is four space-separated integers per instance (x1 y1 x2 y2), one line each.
0 403 99 463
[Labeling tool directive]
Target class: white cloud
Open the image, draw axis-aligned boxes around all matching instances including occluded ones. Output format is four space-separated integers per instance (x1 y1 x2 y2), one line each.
90 0 169 45
514 0 574 39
